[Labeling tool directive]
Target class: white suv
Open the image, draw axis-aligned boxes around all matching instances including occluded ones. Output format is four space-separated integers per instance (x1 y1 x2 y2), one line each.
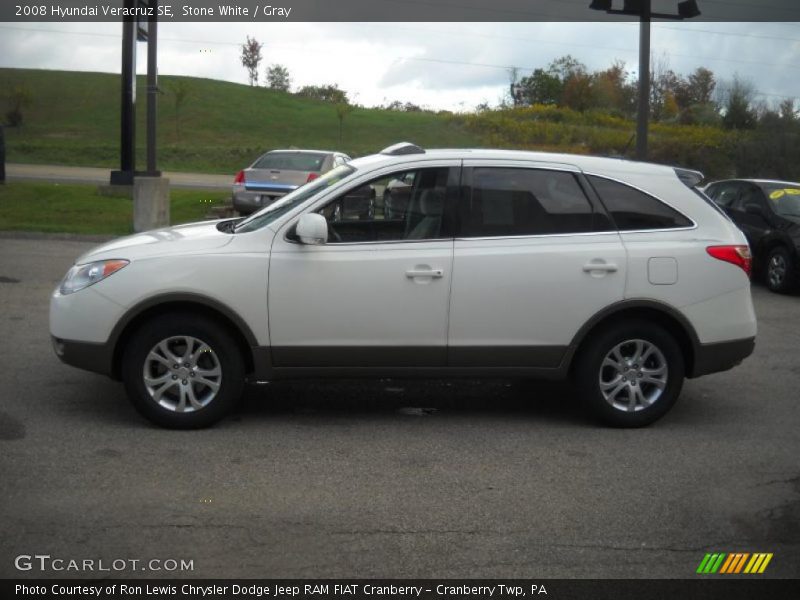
50 143 756 429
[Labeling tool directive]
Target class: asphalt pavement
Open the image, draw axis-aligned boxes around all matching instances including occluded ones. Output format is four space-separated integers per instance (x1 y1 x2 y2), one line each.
0 235 798 579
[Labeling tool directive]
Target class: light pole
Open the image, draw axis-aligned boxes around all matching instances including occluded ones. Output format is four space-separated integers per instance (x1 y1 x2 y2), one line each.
590 1 701 160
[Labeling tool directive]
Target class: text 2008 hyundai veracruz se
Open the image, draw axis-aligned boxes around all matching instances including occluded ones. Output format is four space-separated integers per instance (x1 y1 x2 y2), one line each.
50 143 756 429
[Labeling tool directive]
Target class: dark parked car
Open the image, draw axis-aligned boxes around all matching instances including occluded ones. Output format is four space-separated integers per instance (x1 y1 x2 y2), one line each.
705 179 800 292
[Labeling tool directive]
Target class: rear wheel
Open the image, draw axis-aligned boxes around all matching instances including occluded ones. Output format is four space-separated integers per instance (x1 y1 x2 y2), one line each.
766 246 797 293
574 320 684 427
121 313 245 429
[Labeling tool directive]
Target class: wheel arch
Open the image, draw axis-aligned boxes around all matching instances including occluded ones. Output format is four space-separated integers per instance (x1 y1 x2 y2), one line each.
761 235 797 262
564 300 700 378
109 293 259 380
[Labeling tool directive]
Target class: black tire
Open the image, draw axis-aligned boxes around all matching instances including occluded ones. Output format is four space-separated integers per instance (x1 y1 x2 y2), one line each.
121 313 245 429
765 246 797 293
574 319 685 428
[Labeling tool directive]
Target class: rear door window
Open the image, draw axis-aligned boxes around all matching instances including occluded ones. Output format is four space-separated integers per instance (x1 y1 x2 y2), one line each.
587 175 693 231
459 168 596 237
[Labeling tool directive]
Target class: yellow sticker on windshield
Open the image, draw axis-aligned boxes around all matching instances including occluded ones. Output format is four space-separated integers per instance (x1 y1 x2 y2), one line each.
770 189 800 200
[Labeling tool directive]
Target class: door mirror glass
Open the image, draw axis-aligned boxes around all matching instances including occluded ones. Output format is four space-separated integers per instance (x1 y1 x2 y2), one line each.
296 213 329 244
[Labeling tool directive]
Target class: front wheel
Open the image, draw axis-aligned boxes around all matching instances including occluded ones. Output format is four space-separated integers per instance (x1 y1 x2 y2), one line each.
121 313 245 429
574 320 684 427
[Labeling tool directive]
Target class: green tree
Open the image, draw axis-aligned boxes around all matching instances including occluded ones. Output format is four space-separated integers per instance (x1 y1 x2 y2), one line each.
296 84 348 104
266 64 291 92
5 84 32 127
722 76 757 130
335 101 354 144
240 36 263 87
562 71 596 112
779 98 796 122
515 56 588 107
548 55 585 82
592 61 636 116
682 67 716 106
517 68 562 106
649 54 681 121
674 67 718 124
168 79 192 141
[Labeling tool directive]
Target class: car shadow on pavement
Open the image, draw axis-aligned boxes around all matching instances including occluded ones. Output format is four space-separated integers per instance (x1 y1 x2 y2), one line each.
53 370 720 430
235 378 592 426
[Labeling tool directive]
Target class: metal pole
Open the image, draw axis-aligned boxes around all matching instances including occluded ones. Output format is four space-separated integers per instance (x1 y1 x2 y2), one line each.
146 1 159 175
111 0 136 185
635 0 651 161
0 125 6 184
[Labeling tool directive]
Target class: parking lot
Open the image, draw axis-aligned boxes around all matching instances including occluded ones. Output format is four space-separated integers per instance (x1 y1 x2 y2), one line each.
0 234 798 578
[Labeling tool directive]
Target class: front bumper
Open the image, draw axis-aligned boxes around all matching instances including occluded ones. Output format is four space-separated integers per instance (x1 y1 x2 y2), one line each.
52 336 114 377
690 337 755 378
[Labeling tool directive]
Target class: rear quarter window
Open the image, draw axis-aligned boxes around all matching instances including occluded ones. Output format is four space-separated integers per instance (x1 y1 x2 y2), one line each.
587 175 693 231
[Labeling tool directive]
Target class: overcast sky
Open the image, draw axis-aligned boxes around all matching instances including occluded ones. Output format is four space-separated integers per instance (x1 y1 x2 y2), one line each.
0 21 798 110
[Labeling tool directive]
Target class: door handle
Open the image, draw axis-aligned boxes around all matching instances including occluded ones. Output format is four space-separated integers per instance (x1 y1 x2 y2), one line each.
583 262 618 273
405 268 444 279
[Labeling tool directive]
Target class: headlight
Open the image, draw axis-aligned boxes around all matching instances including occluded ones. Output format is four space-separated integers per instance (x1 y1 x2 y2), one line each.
59 259 129 295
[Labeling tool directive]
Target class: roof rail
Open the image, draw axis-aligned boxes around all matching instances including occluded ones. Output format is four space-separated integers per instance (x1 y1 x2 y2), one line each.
380 142 426 156
674 167 704 188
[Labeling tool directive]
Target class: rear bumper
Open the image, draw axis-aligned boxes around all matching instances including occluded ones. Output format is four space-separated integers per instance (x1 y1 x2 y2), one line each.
232 190 287 214
690 337 755 378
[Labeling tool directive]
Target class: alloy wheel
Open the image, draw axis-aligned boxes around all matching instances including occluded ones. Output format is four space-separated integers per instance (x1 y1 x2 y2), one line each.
599 339 668 412
142 336 222 413
768 253 787 289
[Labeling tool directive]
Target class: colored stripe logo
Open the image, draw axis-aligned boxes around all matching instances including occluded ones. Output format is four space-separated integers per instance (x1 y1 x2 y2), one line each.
697 552 773 574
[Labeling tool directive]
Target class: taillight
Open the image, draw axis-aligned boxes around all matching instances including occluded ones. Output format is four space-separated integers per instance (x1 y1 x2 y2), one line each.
234 170 245 185
306 172 319 183
707 245 752 277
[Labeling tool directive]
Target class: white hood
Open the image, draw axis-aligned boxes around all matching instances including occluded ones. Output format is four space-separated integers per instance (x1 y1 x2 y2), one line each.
77 220 235 263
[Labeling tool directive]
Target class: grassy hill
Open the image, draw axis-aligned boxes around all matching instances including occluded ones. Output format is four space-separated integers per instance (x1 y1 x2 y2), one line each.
0 68 482 174
3 68 797 181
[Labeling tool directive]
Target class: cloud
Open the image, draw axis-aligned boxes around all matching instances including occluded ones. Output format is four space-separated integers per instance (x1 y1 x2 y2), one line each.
0 21 798 110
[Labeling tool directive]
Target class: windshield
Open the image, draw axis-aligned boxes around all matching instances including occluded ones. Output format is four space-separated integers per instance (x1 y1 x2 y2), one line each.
234 164 356 233
764 185 800 217
692 187 733 222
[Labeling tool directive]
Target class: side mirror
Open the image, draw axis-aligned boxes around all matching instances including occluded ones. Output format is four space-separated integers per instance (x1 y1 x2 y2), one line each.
744 203 763 216
295 213 328 245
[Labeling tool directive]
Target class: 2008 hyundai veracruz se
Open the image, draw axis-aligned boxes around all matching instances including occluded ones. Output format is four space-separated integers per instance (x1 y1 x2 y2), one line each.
50 143 757 429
